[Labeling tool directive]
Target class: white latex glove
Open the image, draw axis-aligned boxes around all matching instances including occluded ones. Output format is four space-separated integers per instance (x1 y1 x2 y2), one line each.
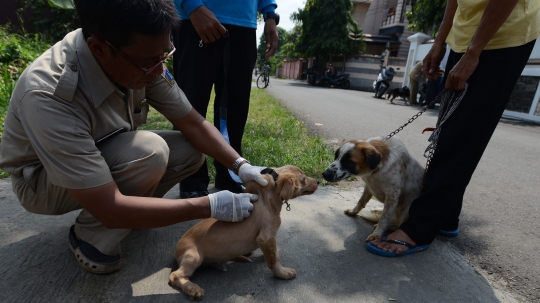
238 163 269 186
208 190 258 222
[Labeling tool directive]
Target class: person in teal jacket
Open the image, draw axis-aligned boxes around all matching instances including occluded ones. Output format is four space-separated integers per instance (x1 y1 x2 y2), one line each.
173 0 279 198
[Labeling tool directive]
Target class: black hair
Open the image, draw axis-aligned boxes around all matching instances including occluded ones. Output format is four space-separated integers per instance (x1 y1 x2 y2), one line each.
74 0 180 48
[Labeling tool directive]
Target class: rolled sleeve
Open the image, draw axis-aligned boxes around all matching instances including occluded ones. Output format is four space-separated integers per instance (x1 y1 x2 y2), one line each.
18 90 113 189
145 72 193 121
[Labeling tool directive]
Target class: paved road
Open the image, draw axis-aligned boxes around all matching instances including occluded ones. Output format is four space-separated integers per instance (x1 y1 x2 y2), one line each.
265 78 540 302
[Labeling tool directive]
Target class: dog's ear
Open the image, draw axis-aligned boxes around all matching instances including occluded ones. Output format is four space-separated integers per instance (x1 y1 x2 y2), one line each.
363 146 382 170
277 172 299 201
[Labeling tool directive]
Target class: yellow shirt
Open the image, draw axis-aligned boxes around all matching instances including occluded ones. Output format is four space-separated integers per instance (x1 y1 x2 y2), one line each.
446 0 540 52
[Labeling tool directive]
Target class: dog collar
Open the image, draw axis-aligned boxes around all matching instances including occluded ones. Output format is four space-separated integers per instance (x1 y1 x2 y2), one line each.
260 168 291 211
261 168 278 183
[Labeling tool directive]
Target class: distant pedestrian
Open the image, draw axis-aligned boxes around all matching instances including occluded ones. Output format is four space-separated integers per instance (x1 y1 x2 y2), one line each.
408 61 423 105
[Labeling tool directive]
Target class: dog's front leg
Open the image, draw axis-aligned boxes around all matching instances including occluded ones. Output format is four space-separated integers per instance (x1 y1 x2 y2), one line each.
366 193 399 242
257 236 296 280
169 251 205 300
345 189 373 216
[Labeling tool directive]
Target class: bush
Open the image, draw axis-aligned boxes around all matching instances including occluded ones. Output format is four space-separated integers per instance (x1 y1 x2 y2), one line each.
17 0 79 43
0 25 51 136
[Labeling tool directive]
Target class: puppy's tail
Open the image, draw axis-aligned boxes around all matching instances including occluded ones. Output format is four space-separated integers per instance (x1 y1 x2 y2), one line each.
358 200 384 223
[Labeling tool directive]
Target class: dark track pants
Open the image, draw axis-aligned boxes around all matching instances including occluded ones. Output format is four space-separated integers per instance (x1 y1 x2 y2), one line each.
401 40 536 245
172 21 257 191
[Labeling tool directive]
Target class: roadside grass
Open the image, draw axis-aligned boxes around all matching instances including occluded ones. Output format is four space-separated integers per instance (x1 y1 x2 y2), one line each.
139 88 335 183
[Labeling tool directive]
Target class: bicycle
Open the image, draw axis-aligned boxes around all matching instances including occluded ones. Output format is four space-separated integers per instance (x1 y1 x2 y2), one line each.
256 65 270 89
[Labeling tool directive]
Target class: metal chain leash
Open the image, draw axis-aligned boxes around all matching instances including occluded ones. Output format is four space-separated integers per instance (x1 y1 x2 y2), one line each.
385 84 469 191
386 90 445 140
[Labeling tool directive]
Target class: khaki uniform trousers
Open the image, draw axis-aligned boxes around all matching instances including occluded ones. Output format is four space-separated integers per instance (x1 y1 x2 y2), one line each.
11 130 205 255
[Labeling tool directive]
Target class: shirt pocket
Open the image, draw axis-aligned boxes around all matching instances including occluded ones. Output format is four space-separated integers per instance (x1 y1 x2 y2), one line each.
132 98 149 129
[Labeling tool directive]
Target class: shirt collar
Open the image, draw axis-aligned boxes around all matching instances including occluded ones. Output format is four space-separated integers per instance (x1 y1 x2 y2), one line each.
74 29 118 108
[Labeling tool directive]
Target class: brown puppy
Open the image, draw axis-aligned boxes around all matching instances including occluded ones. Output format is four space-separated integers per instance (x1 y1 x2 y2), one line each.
169 165 318 300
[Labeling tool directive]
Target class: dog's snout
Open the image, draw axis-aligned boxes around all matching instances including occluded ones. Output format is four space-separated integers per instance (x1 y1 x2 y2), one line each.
322 169 334 182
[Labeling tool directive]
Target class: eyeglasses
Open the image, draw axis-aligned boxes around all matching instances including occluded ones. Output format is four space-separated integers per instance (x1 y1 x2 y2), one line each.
103 39 176 75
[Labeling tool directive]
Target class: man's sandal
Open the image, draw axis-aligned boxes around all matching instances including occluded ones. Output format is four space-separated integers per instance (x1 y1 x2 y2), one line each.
68 225 121 274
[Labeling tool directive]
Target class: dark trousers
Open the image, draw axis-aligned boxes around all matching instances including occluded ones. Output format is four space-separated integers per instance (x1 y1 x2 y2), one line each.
172 21 257 191
401 40 536 245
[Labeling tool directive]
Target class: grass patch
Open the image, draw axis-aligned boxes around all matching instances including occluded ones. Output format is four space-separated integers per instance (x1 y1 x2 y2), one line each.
139 88 334 183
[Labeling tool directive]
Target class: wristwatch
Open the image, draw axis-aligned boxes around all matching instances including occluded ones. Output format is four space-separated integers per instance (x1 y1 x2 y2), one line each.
263 12 280 25
232 157 250 175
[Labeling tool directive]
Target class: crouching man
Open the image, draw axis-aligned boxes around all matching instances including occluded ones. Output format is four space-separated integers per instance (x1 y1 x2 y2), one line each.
0 0 268 274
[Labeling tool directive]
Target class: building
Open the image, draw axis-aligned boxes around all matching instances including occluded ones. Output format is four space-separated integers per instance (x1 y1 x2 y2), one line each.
352 0 417 58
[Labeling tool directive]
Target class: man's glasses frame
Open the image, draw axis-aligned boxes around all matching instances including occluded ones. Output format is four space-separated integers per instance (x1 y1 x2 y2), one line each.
102 39 176 75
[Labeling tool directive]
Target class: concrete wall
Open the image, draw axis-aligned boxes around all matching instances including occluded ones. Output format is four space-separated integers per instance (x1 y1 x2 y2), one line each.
352 1 371 29
345 55 407 91
281 60 304 80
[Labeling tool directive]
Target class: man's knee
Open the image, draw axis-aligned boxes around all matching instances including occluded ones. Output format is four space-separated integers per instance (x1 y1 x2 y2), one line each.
103 131 170 182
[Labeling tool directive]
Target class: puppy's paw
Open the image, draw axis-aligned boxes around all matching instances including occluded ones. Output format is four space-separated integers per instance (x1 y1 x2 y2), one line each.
276 267 297 280
365 233 381 242
182 282 204 300
344 209 359 216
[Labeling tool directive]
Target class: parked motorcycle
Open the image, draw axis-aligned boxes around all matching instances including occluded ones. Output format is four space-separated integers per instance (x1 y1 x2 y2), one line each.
373 66 395 98
319 69 351 89
307 67 317 86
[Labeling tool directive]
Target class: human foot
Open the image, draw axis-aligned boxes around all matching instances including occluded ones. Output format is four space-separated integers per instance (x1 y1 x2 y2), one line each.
371 229 417 255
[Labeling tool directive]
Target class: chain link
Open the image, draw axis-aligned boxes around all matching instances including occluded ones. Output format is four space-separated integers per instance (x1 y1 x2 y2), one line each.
386 95 439 140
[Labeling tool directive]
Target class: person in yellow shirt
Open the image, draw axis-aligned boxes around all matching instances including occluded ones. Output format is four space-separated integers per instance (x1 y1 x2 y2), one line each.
368 0 540 257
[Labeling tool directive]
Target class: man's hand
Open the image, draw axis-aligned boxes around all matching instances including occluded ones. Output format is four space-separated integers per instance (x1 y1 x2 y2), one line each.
208 191 258 222
238 163 269 186
190 6 227 43
264 19 278 59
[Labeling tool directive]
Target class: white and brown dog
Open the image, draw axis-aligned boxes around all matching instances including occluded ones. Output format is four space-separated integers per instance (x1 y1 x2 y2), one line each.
322 136 424 242
169 165 318 300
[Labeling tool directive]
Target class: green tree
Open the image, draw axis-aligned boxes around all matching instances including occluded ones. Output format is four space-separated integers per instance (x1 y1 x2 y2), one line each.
405 0 447 36
291 0 364 60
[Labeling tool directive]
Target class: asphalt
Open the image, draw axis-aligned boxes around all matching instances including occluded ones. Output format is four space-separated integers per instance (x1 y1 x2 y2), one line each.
1 180 520 302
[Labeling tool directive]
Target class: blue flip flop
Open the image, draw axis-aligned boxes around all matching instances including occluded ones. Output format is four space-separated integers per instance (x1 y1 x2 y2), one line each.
366 238 429 257
438 228 459 237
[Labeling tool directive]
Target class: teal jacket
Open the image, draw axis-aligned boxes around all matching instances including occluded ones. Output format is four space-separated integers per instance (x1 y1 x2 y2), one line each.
174 0 277 29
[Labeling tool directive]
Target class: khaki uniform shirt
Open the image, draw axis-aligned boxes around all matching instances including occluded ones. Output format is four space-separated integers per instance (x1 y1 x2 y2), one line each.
0 29 192 189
